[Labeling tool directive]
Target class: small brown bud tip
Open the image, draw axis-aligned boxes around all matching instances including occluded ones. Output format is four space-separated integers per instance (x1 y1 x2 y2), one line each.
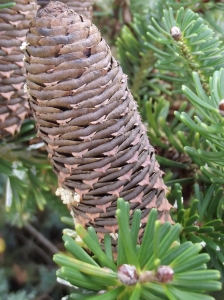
170 26 181 41
117 264 138 285
156 266 174 283
218 100 224 116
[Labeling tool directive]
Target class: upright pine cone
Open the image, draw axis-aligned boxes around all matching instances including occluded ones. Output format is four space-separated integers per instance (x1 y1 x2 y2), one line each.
37 0 94 19
0 0 37 137
24 2 172 240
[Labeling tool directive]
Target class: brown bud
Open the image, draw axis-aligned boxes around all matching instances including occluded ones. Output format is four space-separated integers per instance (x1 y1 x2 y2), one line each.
156 265 174 283
218 100 224 116
117 264 138 285
170 26 181 41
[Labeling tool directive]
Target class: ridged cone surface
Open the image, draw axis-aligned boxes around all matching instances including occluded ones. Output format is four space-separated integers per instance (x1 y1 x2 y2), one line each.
24 1 173 241
0 0 38 137
37 0 94 19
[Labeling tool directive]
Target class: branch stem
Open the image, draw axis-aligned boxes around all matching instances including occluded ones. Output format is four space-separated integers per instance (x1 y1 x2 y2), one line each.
24 223 59 254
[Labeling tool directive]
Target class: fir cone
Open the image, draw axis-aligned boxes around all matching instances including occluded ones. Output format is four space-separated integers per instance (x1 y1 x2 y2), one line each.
24 1 173 241
0 0 38 137
37 0 94 19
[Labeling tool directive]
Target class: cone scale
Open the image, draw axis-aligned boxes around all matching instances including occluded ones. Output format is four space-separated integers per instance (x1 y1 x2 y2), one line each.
0 0 37 137
24 1 172 240
37 0 94 19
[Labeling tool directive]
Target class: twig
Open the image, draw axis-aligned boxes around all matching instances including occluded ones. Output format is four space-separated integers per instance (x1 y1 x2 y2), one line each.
18 232 52 264
35 283 58 300
24 223 59 254
35 294 54 300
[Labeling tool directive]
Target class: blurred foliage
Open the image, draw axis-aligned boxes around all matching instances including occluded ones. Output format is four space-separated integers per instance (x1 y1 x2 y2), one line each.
0 120 70 298
0 119 69 227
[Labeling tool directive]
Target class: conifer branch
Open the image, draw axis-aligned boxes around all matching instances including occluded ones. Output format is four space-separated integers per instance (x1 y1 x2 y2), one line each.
24 223 59 254
146 7 224 93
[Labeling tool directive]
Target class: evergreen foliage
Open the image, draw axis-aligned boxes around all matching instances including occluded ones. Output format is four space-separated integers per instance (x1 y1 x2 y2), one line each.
117 0 224 296
171 183 224 279
0 120 66 227
55 198 221 299
1 0 224 299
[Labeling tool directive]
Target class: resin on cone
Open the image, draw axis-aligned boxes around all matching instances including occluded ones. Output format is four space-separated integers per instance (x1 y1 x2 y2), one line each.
37 0 94 19
24 1 173 240
0 0 37 137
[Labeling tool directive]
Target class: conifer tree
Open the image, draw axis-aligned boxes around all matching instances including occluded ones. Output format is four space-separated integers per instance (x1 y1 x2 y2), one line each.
1 1 224 299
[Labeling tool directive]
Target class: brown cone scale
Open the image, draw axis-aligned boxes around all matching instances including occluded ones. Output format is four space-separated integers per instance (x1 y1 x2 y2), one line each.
24 2 173 241
0 0 37 137
37 0 94 19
